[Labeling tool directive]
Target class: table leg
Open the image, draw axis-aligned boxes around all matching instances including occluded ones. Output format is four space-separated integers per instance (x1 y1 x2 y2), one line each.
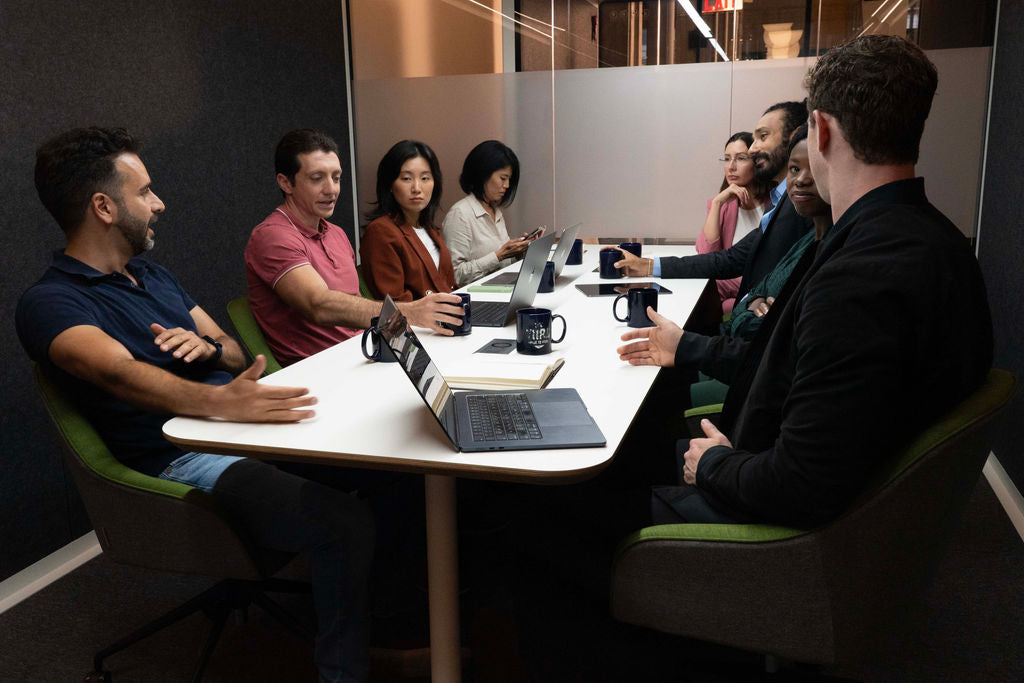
424 473 461 682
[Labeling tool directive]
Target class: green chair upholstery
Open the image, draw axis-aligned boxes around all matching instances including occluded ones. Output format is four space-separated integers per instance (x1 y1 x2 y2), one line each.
227 296 283 375
34 365 309 681
356 263 374 299
683 401 724 437
611 368 1016 667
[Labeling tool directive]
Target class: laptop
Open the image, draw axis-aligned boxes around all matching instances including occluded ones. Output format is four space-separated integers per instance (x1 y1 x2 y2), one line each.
472 232 555 327
484 223 583 286
376 296 606 452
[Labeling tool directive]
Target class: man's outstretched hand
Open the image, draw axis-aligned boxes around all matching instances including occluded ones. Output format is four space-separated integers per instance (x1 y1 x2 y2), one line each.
214 355 317 422
616 308 683 367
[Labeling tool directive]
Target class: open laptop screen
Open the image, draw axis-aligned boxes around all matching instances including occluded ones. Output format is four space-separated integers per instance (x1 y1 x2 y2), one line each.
376 296 457 437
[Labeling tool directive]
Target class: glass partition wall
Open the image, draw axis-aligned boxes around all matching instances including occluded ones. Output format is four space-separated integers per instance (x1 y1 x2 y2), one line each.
347 0 994 247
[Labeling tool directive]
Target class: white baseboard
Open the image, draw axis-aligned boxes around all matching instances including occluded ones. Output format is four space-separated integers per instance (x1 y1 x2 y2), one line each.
0 531 101 615
983 453 1024 544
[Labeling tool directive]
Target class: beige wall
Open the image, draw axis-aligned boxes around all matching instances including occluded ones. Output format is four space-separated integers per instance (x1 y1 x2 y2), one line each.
349 0 502 79
352 47 990 242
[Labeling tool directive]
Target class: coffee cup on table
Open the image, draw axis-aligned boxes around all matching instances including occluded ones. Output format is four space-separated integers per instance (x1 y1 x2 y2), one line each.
599 248 624 279
439 292 472 335
566 238 584 265
361 316 398 362
516 307 567 355
618 241 642 258
613 287 658 328
537 261 556 293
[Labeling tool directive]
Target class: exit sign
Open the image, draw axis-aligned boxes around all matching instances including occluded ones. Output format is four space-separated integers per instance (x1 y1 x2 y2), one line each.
702 0 743 11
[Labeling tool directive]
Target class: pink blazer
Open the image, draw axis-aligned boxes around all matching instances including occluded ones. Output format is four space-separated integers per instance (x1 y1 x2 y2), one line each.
696 198 741 315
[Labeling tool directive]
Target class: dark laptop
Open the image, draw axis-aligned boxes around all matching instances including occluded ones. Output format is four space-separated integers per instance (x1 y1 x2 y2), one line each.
484 222 583 286
472 232 555 327
376 296 606 452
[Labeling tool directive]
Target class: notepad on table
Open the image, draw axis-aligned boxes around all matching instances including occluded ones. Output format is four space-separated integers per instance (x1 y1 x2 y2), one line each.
444 358 565 391
467 284 515 294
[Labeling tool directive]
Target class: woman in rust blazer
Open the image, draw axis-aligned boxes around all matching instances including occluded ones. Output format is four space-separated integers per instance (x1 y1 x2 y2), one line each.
360 140 456 301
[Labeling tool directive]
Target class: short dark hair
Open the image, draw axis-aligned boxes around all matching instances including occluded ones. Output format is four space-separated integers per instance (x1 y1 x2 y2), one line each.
458 140 520 207
34 127 140 234
726 131 753 148
763 101 809 142
804 35 937 164
274 129 340 194
366 140 443 230
788 123 809 155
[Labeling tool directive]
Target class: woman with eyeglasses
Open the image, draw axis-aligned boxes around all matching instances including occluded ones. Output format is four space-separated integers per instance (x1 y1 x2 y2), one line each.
699 132 769 314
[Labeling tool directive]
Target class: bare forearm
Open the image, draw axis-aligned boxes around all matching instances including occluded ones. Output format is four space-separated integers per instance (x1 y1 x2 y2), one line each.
702 199 723 244
91 357 227 418
307 290 382 328
213 336 248 375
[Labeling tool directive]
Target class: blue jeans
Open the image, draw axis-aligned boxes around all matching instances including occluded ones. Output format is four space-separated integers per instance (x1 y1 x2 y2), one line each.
160 452 373 683
158 451 241 492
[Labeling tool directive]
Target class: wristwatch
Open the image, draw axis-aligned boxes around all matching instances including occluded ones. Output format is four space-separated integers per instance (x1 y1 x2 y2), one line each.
201 335 223 364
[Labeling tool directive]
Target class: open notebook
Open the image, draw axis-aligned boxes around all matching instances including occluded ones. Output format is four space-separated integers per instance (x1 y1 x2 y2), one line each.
443 357 565 391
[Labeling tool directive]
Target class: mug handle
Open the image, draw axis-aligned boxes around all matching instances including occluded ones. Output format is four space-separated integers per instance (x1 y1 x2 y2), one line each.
551 314 567 343
612 294 629 322
361 327 379 361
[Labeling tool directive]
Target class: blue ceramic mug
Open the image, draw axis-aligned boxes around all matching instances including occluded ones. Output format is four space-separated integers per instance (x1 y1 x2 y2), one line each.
599 248 623 279
537 261 556 293
566 238 584 265
361 316 398 362
613 287 658 328
440 292 472 335
516 307 567 355
619 241 642 258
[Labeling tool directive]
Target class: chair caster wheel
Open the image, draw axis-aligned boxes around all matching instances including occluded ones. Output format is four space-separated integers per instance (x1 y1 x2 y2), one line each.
84 671 111 683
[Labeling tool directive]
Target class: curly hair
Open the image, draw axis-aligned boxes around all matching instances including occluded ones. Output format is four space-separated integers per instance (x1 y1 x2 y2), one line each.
804 35 937 165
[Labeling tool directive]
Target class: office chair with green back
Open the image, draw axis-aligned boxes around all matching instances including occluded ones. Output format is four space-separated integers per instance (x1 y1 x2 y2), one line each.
34 365 311 682
226 296 283 375
228 269 373 375
611 368 1015 669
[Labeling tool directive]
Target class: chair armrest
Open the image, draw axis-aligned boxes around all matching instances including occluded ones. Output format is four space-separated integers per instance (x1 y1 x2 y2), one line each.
683 402 723 419
615 522 806 560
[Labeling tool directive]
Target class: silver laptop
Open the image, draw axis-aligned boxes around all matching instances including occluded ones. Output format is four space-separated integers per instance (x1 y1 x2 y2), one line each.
472 232 555 327
483 223 583 286
376 296 606 452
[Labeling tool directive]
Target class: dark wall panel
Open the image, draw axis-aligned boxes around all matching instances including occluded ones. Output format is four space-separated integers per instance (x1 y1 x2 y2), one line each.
978 1 1024 488
0 0 352 581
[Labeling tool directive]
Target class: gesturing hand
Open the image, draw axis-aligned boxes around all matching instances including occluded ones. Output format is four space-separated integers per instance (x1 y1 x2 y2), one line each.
616 308 682 367
151 323 215 363
682 419 732 484
215 355 317 422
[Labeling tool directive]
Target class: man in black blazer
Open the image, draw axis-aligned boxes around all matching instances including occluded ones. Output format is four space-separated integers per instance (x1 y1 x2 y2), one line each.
612 101 812 306
618 36 993 529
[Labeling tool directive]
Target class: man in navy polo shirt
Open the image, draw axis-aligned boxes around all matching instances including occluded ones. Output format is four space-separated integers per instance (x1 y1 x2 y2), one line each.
17 127 372 683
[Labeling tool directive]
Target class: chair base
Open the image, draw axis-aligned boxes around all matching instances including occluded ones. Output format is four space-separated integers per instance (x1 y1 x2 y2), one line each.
88 577 311 682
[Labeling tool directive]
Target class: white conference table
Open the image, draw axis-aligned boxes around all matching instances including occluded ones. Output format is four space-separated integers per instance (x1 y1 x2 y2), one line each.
164 244 703 682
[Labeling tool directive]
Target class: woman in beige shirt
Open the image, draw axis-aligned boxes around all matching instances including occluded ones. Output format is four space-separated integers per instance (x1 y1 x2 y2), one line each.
442 140 541 286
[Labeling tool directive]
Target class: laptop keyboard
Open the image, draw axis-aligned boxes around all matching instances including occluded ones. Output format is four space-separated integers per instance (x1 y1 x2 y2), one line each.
467 393 543 442
471 301 510 326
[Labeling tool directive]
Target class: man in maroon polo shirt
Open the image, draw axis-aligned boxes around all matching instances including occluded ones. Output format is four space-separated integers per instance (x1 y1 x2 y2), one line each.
245 128 462 366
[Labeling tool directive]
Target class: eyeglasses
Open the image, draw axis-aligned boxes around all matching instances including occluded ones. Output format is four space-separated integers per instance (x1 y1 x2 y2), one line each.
719 155 752 164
